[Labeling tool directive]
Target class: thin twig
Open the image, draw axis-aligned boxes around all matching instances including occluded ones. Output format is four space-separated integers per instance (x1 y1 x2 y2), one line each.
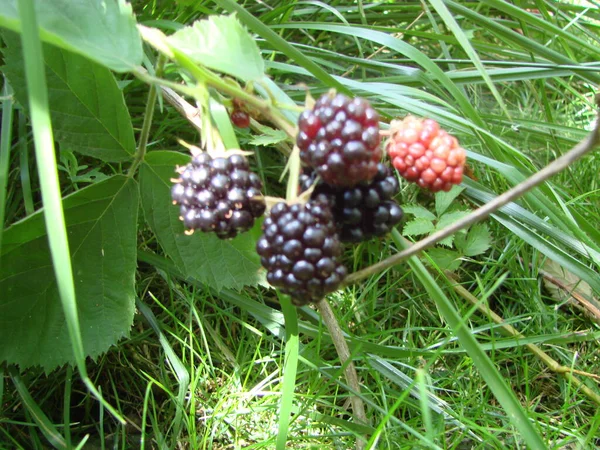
160 86 203 133
448 274 600 405
316 300 368 450
344 110 600 286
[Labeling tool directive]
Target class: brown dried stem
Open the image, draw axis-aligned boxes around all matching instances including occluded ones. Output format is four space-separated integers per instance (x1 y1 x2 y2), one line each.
448 273 600 405
316 299 368 449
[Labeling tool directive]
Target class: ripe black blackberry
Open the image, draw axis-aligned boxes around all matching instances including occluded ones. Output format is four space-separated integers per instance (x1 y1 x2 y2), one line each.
171 152 266 239
297 92 381 188
300 163 404 243
256 201 347 306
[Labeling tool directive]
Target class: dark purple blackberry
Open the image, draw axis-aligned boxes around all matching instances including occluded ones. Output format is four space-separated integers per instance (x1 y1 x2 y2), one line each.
300 163 404 243
256 201 347 306
297 92 381 188
171 153 266 239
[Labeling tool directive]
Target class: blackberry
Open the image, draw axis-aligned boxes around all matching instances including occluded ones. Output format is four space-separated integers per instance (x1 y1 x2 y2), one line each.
171 153 266 239
297 92 381 188
386 116 466 192
256 201 347 306
300 163 404 242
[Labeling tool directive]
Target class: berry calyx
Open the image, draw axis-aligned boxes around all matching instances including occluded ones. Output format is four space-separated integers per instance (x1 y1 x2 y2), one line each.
230 109 250 128
386 116 466 192
297 92 382 188
256 201 347 306
300 163 404 242
171 152 266 239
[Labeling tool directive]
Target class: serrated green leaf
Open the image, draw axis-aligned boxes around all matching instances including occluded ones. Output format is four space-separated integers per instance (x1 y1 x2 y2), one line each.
249 127 288 146
460 223 492 257
438 235 455 248
402 218 435 237
435 185 465 216
0 0 142 73
2 32 136 162
167 14 264 82
0 176 138 370
425 248 462 271
139 151 265 291
402 204 437 221
434 210 471 232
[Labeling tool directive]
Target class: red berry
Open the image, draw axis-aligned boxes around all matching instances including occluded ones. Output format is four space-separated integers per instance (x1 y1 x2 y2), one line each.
231 109 250 128
386 116 466 192
296 93 382 188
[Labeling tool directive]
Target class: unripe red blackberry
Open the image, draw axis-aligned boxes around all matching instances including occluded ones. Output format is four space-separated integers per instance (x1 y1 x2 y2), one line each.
256 201 347 306
386 116 466 192
230 109 250 128
171 153 266 239
297 92 382 188
300 163 404 242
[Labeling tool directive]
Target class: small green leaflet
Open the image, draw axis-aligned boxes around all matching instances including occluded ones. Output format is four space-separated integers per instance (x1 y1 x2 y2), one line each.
402 204 437 221
167 14 265 82
403 218 435 237
435 185 465 216
455 223 491 257
249 126 288 146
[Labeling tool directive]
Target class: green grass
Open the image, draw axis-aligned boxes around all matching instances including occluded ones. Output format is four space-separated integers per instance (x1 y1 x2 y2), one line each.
2 0 600 449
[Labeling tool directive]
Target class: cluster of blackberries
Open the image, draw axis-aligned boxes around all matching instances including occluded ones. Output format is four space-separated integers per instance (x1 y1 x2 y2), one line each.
254 92 405 305
172 91 467 306
171 153 266 239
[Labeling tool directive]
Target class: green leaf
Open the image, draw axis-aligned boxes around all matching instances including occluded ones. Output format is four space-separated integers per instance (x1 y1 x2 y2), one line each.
434 210 470 232
0 0 142 73
434 185 465 217
458 223 492 257
1 32 136 162
402 204 437 221
402 218 435 237
0 176 138 370
139 151 266 291
249 126 288 147
167 14 264 82
437 234 455 248
426 248 462 271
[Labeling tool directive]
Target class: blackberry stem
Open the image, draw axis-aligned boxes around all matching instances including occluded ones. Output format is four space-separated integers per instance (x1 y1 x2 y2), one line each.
344 106 600 286
169 47 297 139
128 55 166 177
316 300 369 435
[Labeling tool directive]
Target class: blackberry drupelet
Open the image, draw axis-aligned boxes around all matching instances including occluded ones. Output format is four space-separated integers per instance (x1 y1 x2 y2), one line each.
171 153 266 239
300 163 404 242
297 92 381 187
256 201 347 306
386 116 466 192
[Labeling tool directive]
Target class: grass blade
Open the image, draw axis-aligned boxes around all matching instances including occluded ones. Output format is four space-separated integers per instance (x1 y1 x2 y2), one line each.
16 0 123 423
390 230 547 449
9 367 66 449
